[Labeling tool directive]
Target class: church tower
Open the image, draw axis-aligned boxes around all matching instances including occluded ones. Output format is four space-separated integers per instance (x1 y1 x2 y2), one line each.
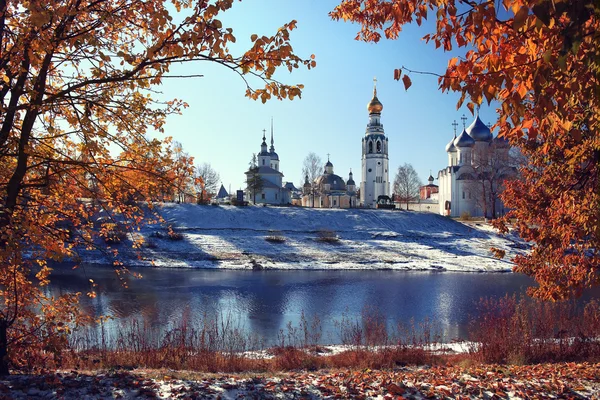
360 78 390 208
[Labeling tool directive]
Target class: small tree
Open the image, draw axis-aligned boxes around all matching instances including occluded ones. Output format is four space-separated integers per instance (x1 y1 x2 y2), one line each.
195 162 220 204
393 163 422 210
300 152 322 208
246 154 264 204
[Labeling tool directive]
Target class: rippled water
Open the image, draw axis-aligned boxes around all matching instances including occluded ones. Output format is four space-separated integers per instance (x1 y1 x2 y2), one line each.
47 266 600 344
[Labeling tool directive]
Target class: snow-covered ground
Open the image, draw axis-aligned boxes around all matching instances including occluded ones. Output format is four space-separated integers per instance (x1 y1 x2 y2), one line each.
85 204 526 271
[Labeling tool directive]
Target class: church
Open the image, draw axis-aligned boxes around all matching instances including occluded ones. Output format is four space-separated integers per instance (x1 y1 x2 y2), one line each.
244 121 291 205
360 80 391 207
437 112 511 218
301 158 357 208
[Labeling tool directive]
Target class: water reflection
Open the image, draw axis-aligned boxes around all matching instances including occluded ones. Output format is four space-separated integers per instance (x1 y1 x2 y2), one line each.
47 266 600 344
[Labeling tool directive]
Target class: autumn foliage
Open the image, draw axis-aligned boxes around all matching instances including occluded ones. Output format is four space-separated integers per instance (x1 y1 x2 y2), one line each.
331 0 600 300
0 0 313 374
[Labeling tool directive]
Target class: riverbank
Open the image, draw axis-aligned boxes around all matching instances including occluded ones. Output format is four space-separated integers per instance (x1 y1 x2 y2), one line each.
3 363 599 399
83 204 526 271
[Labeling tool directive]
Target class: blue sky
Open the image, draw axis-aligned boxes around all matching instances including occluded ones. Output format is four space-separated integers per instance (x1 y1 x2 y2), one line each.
156 0 498 192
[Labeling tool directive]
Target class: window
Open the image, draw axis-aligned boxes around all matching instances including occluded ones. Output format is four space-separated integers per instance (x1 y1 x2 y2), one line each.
368 141 373 153
262 159 265 165
261 193 265 200
333 199 337 206
275 193 278 199
462 191 465 199
376 141 381 153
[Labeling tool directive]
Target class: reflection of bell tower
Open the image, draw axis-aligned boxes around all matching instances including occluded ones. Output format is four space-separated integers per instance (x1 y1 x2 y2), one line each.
360 77 390 208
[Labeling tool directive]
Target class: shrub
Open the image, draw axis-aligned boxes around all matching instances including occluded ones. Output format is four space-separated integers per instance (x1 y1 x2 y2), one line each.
316 229 339 244
265 230 286 243
460 211 471 221
167 226 184 241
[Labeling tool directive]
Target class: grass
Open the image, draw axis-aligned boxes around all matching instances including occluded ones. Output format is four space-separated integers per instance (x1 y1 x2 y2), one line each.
315 229 340 244
16 297 600 374
265 230 286 243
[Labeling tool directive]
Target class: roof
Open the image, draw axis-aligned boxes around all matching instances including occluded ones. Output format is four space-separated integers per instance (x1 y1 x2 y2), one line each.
216 184 229 199
315 173 347 191
283 182 299 191
466 114 493 142
454 129 475 148
261 180 284 189
245 166 283 176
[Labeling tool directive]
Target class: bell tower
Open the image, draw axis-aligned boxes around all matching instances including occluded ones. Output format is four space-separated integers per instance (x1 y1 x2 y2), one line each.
360 78 390 208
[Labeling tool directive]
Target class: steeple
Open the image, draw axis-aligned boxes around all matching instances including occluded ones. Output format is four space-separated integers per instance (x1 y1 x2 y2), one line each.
367 76 383 114
260 128 267 152
269 117 275 152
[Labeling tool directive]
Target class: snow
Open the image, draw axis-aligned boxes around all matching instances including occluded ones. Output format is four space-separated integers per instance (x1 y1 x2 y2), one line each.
84 204 526 271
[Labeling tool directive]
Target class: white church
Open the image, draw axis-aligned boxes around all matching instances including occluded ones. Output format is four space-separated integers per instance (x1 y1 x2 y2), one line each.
437 112 511 218
360 81 391 207
244 121 291 205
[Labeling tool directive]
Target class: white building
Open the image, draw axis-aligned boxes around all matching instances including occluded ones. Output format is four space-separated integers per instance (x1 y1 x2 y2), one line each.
360 81 390 207
245 122 291 205
438 113 511 218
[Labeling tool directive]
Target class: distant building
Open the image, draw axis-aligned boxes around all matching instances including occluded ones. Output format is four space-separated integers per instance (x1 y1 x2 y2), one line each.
360 79 390 208
244 120 291 205
301 159 357 208
420 174 439 201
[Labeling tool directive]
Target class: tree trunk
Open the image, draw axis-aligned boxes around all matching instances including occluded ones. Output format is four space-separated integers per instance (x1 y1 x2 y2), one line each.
0 319 8 375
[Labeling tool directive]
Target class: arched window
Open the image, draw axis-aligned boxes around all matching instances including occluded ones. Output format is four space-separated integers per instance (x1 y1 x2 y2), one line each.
376 141 381 153
368 141 373 153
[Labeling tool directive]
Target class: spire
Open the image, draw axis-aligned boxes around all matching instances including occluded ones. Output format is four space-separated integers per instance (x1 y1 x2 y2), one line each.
367 77 383 114
270 117 274 146
269 117 275 152
262 128 266 144
373 76 377 97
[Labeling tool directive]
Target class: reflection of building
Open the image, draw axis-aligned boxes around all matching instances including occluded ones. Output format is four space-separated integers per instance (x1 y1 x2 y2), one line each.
438 112 511 217
301 159 357 208
244 121 291 205
360 79 390 208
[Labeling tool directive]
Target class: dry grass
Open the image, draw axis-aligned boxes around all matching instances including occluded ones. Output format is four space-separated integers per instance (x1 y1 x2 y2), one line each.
315 229 340 244
50 298 600 374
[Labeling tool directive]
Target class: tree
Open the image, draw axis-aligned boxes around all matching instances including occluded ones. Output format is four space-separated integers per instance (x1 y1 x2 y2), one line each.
195 162 221 200
301 152 323 187
393 163 422 210
300 152 322 207
465 143 522 219
0 0 313 374
172 141 195 203
246 154 264 204
331 0 600 300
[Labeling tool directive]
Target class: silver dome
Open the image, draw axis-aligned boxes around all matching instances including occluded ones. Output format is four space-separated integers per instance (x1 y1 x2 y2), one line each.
454 129 475 148
466 115 493 142
445 135 457 152
315 173 347 191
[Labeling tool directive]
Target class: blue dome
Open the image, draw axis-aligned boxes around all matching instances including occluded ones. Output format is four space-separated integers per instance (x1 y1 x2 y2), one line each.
466 115 493 142
454 129 475 148
270 151 279 160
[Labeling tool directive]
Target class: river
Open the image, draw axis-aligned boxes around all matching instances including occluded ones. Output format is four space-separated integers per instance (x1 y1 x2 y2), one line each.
47 266 600 345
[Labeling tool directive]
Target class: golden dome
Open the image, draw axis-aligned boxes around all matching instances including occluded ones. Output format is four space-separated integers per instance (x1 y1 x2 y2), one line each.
367 86 383 114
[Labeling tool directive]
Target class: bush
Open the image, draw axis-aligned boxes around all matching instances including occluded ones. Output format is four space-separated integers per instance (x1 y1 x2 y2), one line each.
167 226 184 241
265 230 286 243
316 229 339 244
468 295 600 364
460 211 471 221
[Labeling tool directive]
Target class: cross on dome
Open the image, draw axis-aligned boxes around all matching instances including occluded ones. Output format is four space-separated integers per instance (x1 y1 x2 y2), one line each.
452 120 458 136
461 114 468 128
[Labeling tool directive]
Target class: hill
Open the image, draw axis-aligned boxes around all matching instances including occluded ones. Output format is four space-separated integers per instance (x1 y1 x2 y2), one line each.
85 204 524 271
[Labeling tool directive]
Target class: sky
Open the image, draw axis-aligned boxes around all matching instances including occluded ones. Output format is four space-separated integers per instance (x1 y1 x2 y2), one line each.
154 0 499 193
